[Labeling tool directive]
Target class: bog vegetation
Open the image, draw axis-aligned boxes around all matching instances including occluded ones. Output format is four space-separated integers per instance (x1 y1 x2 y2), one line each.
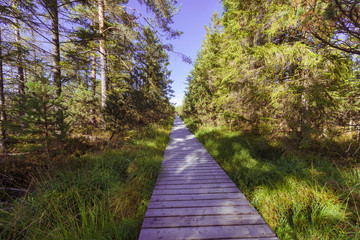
0 0 177 238
181 0 360 239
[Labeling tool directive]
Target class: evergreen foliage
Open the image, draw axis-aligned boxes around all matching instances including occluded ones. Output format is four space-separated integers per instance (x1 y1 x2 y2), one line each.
14 77 68 160
183 0 360 148
0 0 178 155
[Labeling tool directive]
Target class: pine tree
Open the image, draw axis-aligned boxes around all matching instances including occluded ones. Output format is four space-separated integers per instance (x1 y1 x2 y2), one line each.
13 75 68 163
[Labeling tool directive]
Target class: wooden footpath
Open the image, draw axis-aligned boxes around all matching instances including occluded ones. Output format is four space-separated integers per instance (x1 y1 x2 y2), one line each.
138 116 278 240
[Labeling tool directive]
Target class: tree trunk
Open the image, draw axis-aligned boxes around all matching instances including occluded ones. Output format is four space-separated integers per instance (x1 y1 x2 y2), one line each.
49 0 61 96
47 0 64 136
0 29 7 153
91 52 97 123
98 0 108 109
91 53 97 98
14 18 25 96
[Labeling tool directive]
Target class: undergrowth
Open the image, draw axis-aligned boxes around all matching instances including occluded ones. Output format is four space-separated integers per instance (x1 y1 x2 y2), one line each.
182 116 360 240
0 117 173 240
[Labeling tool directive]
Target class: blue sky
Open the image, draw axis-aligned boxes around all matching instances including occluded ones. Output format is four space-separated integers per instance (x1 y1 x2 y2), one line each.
167 0 223 106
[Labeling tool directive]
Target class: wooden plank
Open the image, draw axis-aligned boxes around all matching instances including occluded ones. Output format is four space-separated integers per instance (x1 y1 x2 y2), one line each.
163 153 212 156
157 177 230 182
152 187 240 195
157 175 229 180
161 168 222 172
156 179 232 185
148 199 250 209
160 171 225 176
158 174 229 178
162 159 215 163
158 172 228 177
163 154 211 157
157 175 230 180
160 171 225 175
163 154 213 158
161 168 223 172
138 225 276 240
162 163 218 167
145 206 258 217
157 177 231 183
163 157 214 160
166 148 204 151
162 165 220 169
167 144 203 148
160 170 225 175
162 163 219 167
161 166 219 169
142 214 265 228
162 162 216 165
155 183 237 190
150 192 246 201
164 149 209 153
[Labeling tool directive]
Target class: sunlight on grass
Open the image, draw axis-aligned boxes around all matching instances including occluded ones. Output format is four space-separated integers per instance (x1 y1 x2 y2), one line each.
0 118 173 240
183 116 360 240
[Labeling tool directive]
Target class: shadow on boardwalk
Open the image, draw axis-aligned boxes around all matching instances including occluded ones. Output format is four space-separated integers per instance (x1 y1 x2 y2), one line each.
138 116 278 240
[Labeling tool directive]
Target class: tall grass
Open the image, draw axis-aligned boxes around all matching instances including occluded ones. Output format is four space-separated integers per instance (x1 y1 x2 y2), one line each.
0 118 173 240
183 117 360 240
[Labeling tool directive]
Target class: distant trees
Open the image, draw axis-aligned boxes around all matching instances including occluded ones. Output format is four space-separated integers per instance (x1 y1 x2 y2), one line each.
183 0 359 148
0 0 178 156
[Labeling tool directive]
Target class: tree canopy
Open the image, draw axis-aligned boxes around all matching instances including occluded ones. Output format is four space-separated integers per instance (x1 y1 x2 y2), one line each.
183 0 360 148
0 0 178 156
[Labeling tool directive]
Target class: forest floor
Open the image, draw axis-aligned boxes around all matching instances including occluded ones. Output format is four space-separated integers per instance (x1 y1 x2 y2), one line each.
182 116 360 240
0 117 173 239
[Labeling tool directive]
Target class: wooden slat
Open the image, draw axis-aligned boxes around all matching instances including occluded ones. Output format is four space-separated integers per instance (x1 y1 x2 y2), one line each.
152 187 240 195
157 179 231 185
162 164 220 167
154 183 237 190
161 168 222 172
150 192 246 201
162 165 220 169
145 206 258 217
142 214 265 228
148 199 250 209
161 167 223 171
163 157 214 160
162 163 218 167
158 172 228 177
162 160 215 163
138 225 276 240
157 177 230 182
161 168 223 172
158 172 228 178
156 178 232 185
158 175 230 180
163 155 213 159
159 172 225 176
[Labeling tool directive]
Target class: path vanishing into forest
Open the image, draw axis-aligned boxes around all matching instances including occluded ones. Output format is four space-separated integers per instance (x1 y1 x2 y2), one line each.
138 116 278 240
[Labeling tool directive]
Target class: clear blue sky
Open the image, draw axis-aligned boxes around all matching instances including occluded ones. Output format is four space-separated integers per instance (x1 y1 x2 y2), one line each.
168 0 223 106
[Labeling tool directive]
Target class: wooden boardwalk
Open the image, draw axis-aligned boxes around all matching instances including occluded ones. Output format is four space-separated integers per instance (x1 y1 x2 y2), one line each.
138 116 278 240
